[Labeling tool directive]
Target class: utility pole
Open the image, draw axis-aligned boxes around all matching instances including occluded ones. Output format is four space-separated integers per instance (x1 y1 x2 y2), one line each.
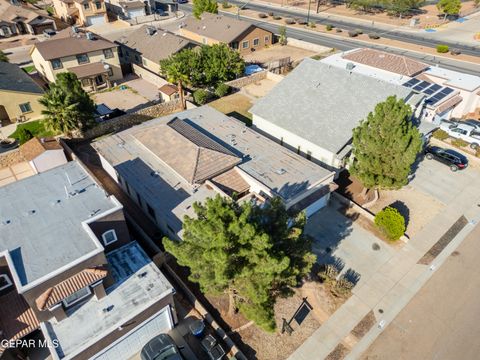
307 0 312 24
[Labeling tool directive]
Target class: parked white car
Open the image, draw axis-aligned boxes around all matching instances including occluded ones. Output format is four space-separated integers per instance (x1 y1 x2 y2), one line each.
440 122 480 149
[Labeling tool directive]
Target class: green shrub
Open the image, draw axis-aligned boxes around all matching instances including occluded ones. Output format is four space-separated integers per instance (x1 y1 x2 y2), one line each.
215 83 230 97
268 11 274 16
348 30 358 37
335 28 343 33
308 21 316 28
258 13 268 18
436 44 449 53
193 89 210 105
452 138 468 147
432 129 449 140
285 18 295 24
221 1 232 8
16 128 34 144
368 32 380 39
326 24 333 31
296 18 307 25
355 28 363 34
374 206 405 241
273 15 282 20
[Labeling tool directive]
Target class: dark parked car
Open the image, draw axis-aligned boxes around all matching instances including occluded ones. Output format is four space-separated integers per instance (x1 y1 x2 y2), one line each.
140 334 185 360
43 29 56 38
425 146 468 172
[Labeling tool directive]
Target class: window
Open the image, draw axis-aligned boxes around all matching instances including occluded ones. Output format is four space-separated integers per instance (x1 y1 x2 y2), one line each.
264 35 269 43
76 53 89 64
19 102 32 113
63 287 91 307
95 1 102 9
242 40 249 49
101 229 118 245
253 38 259 46
83 2 89 10
0 274 12 291
103 48 113 59
51 58 63 69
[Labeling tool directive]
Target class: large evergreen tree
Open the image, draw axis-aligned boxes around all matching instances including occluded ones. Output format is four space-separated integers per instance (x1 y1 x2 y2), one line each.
163 195 315 332
437 0 461 17
39 72 95 136
192 0 218 19
350 96 422 189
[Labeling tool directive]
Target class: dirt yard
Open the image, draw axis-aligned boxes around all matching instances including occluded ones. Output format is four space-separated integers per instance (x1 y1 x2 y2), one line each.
243 44 322 65
369 186 445 238
209 93 254 124
241 78 281 99
207 280 350 360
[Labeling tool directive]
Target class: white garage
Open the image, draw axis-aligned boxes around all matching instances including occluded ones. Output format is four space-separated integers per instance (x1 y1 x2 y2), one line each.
91 307 174 360
86 15 106 26
305 193 330 218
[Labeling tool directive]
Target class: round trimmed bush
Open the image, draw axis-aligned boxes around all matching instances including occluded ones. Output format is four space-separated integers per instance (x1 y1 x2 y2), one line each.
221 1 232 8
273 15 282 20
368 32 380 39
450 48 461 55
348 30 358 37
215 83 230 98
258 13 268 18
374 206 405 241
285 18 295 24
355 28 363 34
336 28 343 33
436 44 449 53
296 18 307 25
193 89 210 105
268 11 274 16
326 24 334 31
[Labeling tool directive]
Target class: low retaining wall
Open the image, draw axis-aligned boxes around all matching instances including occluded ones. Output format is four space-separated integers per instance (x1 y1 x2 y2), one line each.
286 38 332 53
132 64 169 88
226 71 267 90
80 100 182 140
0 148 25 168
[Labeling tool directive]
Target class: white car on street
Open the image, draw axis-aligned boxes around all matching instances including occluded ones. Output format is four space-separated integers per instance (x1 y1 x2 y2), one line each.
440 122 480 149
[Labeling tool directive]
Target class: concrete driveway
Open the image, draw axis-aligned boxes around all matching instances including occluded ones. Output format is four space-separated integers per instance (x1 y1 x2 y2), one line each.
306 201 395 290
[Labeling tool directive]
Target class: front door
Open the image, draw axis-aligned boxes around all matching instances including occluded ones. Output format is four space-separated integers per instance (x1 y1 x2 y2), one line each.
95 75 105 85
0 105 9 125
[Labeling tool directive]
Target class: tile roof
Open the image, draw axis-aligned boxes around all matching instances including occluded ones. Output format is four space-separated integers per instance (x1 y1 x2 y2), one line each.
182 13 254 43
435 95 462 114
115 26 195 64
69 62 109 78
0 62 44 94
0 291 39 352
34 28 115 60
133 117 241 184
343 48 429 77
35 267 108 311
20 137 62 161
0 1 52 24
211 167 250 196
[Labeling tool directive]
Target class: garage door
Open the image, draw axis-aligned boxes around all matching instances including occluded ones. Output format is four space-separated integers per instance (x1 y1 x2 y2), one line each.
91 307 173 360
86 15 106 26
305 193 329 218
127 8 145 18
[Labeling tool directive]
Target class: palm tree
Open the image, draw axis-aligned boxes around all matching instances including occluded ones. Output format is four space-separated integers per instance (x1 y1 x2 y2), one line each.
0 50 9 62
161 60 190 110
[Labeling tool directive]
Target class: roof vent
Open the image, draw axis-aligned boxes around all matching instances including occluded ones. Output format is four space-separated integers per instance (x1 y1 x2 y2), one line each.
86 32 95 40
2 219 11 226
275 168 287 175
145 26 156 36
202 26 206 30
346 62 355 71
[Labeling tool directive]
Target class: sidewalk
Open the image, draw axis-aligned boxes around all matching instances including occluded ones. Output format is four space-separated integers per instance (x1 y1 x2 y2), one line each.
288 175 480 359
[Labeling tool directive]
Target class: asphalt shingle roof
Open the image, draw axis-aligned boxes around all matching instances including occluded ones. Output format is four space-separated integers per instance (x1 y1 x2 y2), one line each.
250 58 415 154
0 62 44 94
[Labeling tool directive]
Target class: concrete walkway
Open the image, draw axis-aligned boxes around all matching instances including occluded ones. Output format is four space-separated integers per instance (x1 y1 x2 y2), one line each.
289 171 480 359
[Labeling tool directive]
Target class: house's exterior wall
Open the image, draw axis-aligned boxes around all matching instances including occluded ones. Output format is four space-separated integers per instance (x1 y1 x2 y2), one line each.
231 27 273 55
53 0 107 25
0 89 44 122
32 46 122 83
30 149 68 173
252 113 343 169
22 251 109 322
88 209 132 255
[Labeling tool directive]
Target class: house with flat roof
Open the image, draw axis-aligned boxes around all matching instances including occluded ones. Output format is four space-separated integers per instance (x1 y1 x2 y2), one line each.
0 62 44 125
331 48 478 119
93 106 336 239
249 58 430 170
0 161 177 359
179 13 273 55
0 0 56 37
52 0 108 26
31 27 122 91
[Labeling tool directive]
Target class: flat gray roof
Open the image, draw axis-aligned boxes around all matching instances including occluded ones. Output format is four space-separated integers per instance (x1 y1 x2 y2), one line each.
0 161 118 287
43 242 173 359
250 58 416 154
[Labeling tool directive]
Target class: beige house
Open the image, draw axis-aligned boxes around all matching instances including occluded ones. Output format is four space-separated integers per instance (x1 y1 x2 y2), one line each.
31 27 122 91
52 0 108 26
0 0 56 37
0 62 44 125
179 13 273 55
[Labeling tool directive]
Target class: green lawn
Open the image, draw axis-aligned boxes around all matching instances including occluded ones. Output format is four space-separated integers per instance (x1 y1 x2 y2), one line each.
22 65 36 74
9 120 58 144
209 93 253 126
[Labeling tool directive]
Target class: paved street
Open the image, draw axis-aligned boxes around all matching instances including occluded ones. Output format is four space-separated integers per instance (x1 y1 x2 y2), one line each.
289 161 480 360
361 222 480 360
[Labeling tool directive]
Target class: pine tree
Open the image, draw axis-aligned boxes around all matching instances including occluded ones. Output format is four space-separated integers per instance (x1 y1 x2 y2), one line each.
163 195 314 332
39 72 95 136
350 96 422 189
437 0 461 17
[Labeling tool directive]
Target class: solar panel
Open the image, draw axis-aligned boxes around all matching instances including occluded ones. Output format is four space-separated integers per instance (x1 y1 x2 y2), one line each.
413 81 431 91
427 87 455 105
423 84 441 95
403 78 420 88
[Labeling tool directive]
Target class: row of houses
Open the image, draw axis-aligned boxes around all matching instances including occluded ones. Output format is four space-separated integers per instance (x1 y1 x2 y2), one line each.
0 0 56 37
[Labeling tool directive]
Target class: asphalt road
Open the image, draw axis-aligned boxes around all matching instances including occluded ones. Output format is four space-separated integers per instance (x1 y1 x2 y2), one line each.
178 5 480 76
361 222 480 360
223 0 480 56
